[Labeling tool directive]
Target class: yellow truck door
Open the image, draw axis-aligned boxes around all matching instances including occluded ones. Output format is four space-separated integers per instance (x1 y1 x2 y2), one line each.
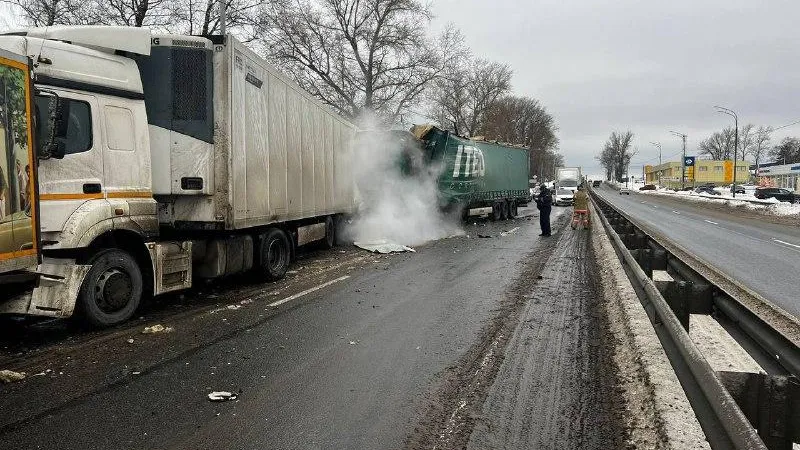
0 50 38 274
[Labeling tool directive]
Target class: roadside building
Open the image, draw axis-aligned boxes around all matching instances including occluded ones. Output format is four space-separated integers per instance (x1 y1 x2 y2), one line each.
754 162 800 192
644 159 749 189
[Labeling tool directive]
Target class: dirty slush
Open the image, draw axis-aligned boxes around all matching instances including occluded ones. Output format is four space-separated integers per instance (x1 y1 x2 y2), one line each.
405 215 626 449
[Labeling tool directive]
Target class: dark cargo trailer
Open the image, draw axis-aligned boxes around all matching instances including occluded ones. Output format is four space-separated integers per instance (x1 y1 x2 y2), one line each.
409 125 529 220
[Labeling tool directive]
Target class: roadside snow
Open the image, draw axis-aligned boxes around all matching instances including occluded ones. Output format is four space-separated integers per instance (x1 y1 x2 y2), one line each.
638 188 800 217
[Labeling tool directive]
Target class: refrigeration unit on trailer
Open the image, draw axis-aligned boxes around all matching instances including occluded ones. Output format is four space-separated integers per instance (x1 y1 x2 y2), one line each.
0 26 356 326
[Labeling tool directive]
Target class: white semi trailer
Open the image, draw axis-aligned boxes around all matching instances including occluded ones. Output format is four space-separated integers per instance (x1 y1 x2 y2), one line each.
0 26 356 326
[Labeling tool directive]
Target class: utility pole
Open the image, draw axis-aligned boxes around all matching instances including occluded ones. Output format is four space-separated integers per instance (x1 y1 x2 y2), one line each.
219 0 227 35
650 141 662 186
715 106 739 198
670 131 687 189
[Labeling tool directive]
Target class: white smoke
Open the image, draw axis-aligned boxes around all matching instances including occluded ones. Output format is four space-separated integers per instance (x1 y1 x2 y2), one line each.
343 115 463 247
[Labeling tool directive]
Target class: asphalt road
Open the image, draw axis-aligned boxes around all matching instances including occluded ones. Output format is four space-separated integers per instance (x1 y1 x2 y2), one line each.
0 207 624 449
596 184 800 317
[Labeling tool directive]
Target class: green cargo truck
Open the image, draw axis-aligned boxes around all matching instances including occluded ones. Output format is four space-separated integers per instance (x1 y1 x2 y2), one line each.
409 125 530 220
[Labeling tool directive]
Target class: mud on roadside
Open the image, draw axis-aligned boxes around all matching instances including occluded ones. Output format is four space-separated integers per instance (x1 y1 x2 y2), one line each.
405 216 627 449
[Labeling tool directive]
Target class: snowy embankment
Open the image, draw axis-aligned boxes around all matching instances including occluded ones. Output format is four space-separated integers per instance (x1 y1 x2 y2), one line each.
606 182 800 217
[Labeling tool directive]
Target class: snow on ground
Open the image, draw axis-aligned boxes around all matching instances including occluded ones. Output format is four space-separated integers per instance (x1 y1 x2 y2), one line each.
606 181 800 217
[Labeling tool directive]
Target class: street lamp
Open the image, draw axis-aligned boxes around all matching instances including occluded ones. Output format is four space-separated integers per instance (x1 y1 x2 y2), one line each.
670 131 687 189
650 141 662 186
715 106 739 198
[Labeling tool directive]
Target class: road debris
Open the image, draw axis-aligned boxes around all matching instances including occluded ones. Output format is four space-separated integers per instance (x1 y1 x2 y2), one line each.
354 240 415 254
477 234 492 238
127 338 135 344
208 391 238 402
500 227 520 236
0 369 26 383
349 341 358 345
142 324 173 334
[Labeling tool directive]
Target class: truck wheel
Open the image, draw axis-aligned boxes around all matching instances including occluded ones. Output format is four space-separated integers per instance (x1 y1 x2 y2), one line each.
509 201 518 218
259 228 291 281
323 216 336 249
490 202 502 221
77 249 143 328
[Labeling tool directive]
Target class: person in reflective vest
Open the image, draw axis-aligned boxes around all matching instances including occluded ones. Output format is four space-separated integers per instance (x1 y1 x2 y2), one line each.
572 184 590 229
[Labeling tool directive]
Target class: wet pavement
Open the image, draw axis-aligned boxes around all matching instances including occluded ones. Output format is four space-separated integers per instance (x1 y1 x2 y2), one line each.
0 206 625 449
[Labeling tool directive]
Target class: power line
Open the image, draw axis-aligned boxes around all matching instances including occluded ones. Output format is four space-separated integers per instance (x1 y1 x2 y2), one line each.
770 119 800 133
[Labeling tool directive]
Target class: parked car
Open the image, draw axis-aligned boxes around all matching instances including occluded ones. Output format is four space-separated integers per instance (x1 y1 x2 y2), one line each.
592 180 602 187
553 188 575 206
754 187 799 203
695 186 721 195
619 187 631 195
729 184 745 194
639 184 657 191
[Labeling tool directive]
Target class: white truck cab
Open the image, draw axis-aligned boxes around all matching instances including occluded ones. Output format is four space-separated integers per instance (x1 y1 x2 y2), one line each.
0 26 356 327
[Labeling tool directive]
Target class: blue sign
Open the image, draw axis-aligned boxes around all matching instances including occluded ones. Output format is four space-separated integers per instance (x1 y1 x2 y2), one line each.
684 156 695 167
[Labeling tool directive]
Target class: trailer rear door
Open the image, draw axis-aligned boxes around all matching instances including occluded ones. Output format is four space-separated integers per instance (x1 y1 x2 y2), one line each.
0 50 38 274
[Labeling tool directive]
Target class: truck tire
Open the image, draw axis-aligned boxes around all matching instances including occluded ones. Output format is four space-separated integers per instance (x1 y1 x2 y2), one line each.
509 201 518 218
323 216 336 249
258 228 291 281
500 200 510 220
491 202 502 221
77 249 143 328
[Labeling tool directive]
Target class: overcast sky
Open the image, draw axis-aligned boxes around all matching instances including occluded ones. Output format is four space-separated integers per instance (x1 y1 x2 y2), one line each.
429 0 800 176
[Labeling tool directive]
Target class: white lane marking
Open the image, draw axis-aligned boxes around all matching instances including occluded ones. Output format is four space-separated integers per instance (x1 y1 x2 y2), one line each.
772 239 800 250
672 210 681 215
704 220 718 225
268 275 351 307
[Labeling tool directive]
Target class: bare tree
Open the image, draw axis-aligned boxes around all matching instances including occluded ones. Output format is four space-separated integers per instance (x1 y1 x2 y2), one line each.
698 127 736 160
168 0 261 36
4 0 86 25
88 0 171 27
477 95 559 175
748 126 772 172
258 0 454 121
738 123 755 160
430 58 512 137
597 131 634 182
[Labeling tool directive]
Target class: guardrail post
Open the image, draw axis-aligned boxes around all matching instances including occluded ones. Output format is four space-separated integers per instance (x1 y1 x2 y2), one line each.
719 372 799 450
664 280 691 331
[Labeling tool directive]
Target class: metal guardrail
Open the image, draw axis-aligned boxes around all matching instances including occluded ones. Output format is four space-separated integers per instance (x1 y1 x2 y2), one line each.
591 190 800 450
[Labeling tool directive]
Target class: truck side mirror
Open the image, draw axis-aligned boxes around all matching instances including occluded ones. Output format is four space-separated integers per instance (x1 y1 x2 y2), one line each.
35 90 69 159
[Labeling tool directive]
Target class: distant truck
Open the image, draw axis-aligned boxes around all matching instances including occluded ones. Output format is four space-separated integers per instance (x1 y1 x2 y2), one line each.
409 126 529 220
0 27 356 326
556 167 582 193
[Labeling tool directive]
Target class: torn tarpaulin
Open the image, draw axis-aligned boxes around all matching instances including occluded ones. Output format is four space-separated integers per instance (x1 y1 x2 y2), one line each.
354 240 415 254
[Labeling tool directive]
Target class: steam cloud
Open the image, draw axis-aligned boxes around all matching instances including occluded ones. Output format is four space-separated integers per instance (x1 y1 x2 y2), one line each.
342 115 463 247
